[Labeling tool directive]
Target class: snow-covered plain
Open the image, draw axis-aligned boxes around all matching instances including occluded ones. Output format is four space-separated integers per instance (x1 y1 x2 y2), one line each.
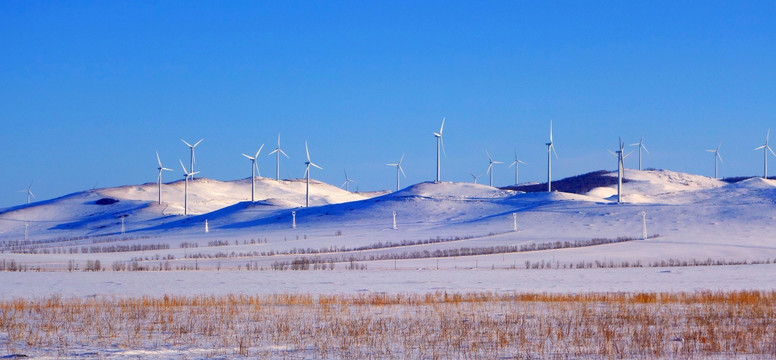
1 169 776 297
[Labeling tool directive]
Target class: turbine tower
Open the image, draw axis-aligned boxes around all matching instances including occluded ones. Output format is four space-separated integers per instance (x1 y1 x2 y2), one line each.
341 169 356 192
546 121 558 192
181 138 203 180
433 118 446 183
608 137 632 204
754 129 775 179
630 134 649 171
19 183 35 204
303 141 322 207
705 142 723 179
155 152 173 205
386 153 406 192
179 160 199 215
242 144 264 202
268 134 290 181
508 152 527 186
485 150 503 187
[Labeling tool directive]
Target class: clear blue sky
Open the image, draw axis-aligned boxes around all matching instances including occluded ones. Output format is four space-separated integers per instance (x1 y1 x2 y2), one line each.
1 1 775 208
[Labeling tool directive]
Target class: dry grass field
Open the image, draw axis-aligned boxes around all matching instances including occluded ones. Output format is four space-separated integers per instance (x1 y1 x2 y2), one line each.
1 291 775 359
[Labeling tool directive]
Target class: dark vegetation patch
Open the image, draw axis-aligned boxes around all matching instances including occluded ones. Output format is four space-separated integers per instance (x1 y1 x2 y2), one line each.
501 170 628 194
95 198 119 205
721 176 776 183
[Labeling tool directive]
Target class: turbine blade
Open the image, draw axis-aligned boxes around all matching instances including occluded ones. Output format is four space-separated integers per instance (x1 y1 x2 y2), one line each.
487 163 493 174
549 120 553 142
399 153 405 164
705 149 715 153
508 161 516 168
311 162 322 170
279 149 290 158
399 165 406 178
486 150 493 162
156 151 163 167
552 145 558 159
439 117 445 135
769 146 776 157
305 141 311 162
268 149 278 155
190 171 200 176
494 161 503 164
755 145 766 151
641 143 649 153
193 138 204 147
162 167 173 171
179 159 188 174
255 162 261 177
386 163 398 166
518 160 527 165
608 150 617 157
255 144 264 158
623 151 634 159
441 137 446 157
242 153 254 160
181 139 192 147
717 152 724 163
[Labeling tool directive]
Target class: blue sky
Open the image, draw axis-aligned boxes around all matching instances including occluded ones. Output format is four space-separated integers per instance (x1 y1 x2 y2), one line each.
1 1 775 208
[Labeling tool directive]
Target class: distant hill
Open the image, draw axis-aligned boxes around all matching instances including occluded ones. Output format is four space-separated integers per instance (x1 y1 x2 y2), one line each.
501 170 625 194
722 176 776 183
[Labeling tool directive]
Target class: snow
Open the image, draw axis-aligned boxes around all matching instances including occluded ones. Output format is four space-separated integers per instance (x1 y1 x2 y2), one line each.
1 169 776 298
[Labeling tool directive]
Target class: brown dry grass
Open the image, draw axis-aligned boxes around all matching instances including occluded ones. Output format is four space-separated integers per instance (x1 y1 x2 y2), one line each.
1 291 775 358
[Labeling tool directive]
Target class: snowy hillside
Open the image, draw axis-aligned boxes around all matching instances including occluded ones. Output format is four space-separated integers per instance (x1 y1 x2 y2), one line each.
1 169 776 297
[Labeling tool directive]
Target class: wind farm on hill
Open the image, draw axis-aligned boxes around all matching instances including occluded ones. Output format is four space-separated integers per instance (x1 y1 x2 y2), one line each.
2 119 776 281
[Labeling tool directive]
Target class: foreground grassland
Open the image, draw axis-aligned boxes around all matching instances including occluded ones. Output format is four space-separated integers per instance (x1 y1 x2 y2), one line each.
2 291 775 359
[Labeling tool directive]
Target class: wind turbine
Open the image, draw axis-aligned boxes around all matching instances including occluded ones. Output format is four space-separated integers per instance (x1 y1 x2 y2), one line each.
303 141 322 207
433 118 446 183
608 137 632 204
470 173 482 184
155 152 173 205
181 138 203 180
546 121 558 192
630 134 649 171
242 144 264 202
386 153 406 192
485 150 503 187
179 160 199 215
508 152 527 186
754 129 776 179
268 134 290 181
19 183 34 204
341 169 356 192
705 142 723 179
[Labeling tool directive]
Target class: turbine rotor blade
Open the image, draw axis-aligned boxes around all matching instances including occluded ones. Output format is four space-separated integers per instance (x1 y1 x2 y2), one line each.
242 153 254 160
255 144 264 158
310 162 322 170
439 117 445 135
193 139 204 147
179 159 188 174
156 151 163 167
181 139 192 147
755 145 766 151
162 167 173 171
279 149 290 158
305 142 311 162
769 146 776 157
399 153 405 164
717 152 724 163
518 160 527 165
399 165 406 178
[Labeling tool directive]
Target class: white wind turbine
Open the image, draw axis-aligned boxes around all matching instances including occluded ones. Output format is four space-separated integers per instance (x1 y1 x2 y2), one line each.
179 160 199 215
181 138 203 180
630 134 649 171
546 121 558 192
705 142 723 179
19 183 34 204
485 150 503 187
242 144 264 202
303 141 322 207
386 153 406 192
268 133 290 181
433 117 446 183
608 137 632 204
470 173 482 184
754 129 776 179
508 152 527 186
341 169 356 192
155 152 173 205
